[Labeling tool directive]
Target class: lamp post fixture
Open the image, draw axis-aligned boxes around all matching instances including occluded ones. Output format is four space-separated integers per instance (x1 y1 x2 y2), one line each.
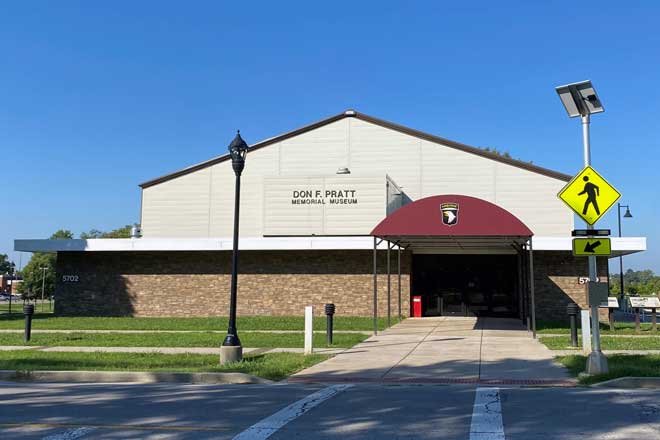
617 204 633 304
220 130 249 365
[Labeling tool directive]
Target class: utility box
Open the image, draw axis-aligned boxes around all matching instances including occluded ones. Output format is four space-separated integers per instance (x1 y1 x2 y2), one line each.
587 281 609 307
412 296 422 318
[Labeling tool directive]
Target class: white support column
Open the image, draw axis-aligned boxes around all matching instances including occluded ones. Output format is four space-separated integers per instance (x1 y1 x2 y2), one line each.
581 309 592 353
304 306 313 355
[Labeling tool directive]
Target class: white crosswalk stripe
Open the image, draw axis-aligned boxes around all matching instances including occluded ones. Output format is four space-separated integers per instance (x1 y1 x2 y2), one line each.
470 387 505 440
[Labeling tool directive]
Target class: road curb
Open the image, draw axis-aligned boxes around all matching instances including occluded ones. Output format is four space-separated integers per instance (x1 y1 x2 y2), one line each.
591 376 660 389
0 370 273 384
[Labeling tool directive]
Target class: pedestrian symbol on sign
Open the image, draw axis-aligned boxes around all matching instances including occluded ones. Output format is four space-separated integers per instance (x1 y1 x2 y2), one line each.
578 176 600 216
557 166 620 225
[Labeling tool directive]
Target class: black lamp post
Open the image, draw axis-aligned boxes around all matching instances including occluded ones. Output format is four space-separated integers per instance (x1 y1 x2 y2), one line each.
617 203 632 304
220 130 249 365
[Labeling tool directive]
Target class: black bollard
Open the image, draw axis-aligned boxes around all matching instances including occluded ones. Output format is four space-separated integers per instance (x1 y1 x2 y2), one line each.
23 304 35 343
325 303 335 346
566 303 579 347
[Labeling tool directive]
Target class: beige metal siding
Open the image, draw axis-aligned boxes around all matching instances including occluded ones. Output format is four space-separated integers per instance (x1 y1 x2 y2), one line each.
493 162 573 236
141 169 211 237
420 139 496 201
349 118 422 200
208 143 279 237
279 120 348 175
141 117 573 238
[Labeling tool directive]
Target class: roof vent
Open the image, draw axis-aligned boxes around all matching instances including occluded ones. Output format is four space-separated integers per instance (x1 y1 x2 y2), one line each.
130 226 142 239
336 167 351 175
344 109 356 116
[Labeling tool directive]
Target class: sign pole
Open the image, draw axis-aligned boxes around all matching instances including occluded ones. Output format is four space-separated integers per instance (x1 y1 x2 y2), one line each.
582 114 608 374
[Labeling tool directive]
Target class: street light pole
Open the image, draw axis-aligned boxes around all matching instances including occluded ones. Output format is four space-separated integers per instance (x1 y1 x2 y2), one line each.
221 131 249 365
555 80 608 374
617 203 632 305
40 267 47 313
581 114 605 365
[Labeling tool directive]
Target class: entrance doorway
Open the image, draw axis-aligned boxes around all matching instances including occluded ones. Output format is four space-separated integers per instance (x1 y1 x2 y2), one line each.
412 254 519 317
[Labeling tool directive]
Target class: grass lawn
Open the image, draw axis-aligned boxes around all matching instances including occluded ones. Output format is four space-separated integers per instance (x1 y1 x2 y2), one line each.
557 354 660 385
541 335 660 351
537 319 658 335
0 331 367 348
0 350 328 381
0 314 400 331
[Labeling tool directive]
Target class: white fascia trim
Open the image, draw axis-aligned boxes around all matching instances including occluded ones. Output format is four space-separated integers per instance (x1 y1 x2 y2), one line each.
14 236 646 254
14 236 391 252
532 236 646 255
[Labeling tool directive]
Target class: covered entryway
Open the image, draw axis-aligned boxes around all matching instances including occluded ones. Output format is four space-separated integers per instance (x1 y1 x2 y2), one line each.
370 194 538 336
413 253 519 317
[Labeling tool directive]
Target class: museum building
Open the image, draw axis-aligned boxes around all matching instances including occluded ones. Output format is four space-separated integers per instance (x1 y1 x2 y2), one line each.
15 110 646 325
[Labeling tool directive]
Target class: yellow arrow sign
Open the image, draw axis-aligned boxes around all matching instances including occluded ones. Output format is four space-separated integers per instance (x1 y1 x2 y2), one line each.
572 237 612 256
558 166 621 225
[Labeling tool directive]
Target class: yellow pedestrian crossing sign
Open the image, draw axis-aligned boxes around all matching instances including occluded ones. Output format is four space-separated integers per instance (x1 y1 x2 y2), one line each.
557 166 620 225
572 237 612 256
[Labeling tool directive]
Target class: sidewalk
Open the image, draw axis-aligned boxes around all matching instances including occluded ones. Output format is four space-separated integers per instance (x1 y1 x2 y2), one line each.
290 316 574 385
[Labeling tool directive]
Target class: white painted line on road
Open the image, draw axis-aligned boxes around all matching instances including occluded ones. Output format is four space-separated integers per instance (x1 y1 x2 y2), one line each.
469 387 505 440
232 384 353 440
41 427 95 440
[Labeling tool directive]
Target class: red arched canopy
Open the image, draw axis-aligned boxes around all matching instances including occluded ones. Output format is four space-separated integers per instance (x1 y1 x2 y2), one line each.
371 195 533 238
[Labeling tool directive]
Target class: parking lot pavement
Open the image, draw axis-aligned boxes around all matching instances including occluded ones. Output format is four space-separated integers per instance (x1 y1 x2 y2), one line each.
2 382 660 439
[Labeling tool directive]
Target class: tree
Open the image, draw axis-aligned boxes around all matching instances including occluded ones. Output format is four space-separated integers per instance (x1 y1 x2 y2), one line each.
80 224 137 239
482 147 533 164
50 230 74 240
17 230 73 296
609 269 660 297
0 254 15 275
18 253 55 299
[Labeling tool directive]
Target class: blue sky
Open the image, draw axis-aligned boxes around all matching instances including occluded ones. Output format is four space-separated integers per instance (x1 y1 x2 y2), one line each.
1 1 658 272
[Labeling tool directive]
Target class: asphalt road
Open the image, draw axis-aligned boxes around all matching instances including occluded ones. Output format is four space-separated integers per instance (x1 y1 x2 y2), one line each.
1 381 659 439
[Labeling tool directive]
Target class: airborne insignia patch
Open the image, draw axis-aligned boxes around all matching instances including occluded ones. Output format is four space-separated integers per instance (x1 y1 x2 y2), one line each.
441 203 459 226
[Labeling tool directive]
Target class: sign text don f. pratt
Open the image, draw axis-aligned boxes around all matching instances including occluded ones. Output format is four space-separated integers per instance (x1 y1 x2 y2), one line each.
291 189 358 205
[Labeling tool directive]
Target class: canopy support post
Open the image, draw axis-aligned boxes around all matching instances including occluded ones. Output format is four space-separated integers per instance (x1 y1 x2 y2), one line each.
515 244 524 323
387 241 391 328
373 237 378 336
528 238 537 338
398 245 402 320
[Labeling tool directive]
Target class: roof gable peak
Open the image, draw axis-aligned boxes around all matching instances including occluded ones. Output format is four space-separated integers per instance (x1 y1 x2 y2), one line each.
139 110 570 188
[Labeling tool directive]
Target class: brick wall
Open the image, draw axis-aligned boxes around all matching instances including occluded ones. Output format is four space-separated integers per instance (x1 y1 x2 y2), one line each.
55 250 412 318
54 249 607 321
533 251 609 321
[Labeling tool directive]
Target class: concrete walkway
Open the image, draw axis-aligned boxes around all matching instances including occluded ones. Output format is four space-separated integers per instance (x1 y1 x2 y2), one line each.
291 316 573 385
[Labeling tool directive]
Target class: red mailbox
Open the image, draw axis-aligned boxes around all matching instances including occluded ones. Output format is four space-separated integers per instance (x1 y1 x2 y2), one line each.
412 296 422 318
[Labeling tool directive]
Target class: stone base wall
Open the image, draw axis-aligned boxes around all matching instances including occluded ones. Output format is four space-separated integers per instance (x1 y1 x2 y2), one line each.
533 251 609 322
55 250 412 318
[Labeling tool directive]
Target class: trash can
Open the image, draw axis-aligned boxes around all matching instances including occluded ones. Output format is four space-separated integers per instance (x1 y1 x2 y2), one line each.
412 295 422 318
